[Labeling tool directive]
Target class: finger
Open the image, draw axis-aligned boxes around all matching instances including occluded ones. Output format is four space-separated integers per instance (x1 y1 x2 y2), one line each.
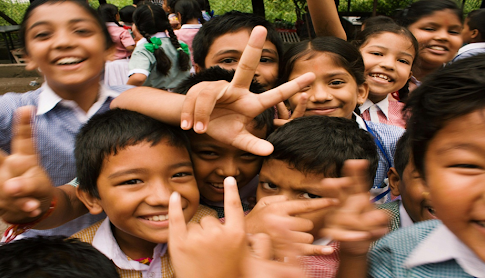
283 198 339 216
273 119 290 128
223 176 245 229
231 129 275 156
341 159 371 194
293 242 336 256
321 227 371 242
190 81 230 133
180 85 198 130
276 102 290 120
11 106 36 155
289 93 308 120
248 233 273 260
255 195 289 207
168 192 187 240
232 26 267 89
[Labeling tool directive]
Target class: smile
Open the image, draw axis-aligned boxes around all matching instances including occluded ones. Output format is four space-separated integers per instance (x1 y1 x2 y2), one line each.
143 215 169 222
209 182 224 189
369 73 393 82
54 57 86 65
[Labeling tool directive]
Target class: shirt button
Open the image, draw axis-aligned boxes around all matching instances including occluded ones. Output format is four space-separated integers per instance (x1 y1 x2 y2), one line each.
149 273 154 278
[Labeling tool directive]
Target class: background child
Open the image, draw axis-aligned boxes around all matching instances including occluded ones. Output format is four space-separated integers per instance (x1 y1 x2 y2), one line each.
453 9 485 62
368 55 485 277
174 0 204 66
127 3 190 89
72 108 216 276
361 16 394 31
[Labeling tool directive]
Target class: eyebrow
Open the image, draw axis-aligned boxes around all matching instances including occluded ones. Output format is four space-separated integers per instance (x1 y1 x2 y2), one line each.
368 45 414 58
29 18 95 30
214 48 278 57
107 162 193 179
436 143 485 155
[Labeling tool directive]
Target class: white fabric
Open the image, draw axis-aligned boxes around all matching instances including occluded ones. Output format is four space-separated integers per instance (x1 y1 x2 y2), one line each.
104 58 130 87
180 24 202 29
456 42 485 56
359 95 390 122
399 201 414 228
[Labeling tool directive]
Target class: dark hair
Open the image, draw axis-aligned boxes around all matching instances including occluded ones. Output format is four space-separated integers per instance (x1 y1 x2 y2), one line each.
20 0 114 53
98 4 122 27
267 116 379 185
0 236 119 278
353 23 419 102
279 36 366 86
192 11 283 69
174 66 274 136
394 0 462 28
393 131 411 177
119 5 136 24
195 0 206 10
133 3 190 75
405 55 485 177
174 0 205 25
75 109 191 198
362 15 395 30
466 9 485 40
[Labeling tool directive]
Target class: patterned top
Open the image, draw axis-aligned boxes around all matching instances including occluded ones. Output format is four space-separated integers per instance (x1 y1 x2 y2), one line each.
359 96 406 129
376 200 401 233
299 241 340 278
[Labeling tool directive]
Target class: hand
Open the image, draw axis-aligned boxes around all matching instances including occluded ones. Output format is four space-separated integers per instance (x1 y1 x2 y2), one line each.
246 195 338 258
0 106 55 223
180 26 315 156
273 93 308 127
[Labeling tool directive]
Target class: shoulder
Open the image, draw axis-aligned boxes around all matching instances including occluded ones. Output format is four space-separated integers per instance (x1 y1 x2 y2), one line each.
366 121 405 139
376 200 401 234
70 219 105 244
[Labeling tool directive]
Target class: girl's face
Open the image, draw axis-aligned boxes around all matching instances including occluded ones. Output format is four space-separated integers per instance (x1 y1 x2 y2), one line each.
407 9 462 70
287 52 368 120
24 2 113 92
424 110 485 261
360 32 414 103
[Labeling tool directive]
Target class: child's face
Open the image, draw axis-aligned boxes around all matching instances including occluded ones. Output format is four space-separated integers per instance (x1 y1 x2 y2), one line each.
461 18 475 44
424 110 485 261
407 9 462 70
257 159 334 237
93 141 199 245
189 125 266 202
202 29 279 90
287 52 368 120
360 32 414 103
24 2 113 93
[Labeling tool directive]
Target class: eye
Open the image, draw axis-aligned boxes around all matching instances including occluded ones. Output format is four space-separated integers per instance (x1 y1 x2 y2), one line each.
219 58 238 64
119 179 143 185
33 31 51 40
241 152 258 160
422 27 436 32
329 80 345 86
450 164 480 169
74 28 93 35
300 86 311 92
302 192 321 199
448 29 461 35
260 182 277 190
173 172 193 178
398 58 411 65
369 51 382 56
260 57 275 63
198 150 218 157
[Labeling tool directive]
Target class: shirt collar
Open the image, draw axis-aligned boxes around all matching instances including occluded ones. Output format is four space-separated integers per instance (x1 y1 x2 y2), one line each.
399 200 414 228
456 42 485 56
404 222 485 277
180 24 202 29
105 22 119 27
353 112 367 130
92 218 166 276
359 95 390 120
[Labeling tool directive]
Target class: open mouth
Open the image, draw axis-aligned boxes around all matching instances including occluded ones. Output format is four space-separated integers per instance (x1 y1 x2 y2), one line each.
54 57 86 65
209 182 224 189
427 45 449 53
369 73 393 82
142 214 169 222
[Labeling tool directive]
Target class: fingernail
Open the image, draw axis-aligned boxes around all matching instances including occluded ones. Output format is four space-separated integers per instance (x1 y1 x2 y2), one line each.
195 122 204 131
224 176 236 187
321 246 335 254
181 120 188 129
170 191 180 202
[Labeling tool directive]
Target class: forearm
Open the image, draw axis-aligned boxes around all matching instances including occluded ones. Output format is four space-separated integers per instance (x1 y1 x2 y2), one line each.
126 73 147 86
307 0 346 40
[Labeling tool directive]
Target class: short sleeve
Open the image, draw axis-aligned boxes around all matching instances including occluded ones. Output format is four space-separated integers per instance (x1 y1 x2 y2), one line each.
128 48 152 77
120 29 135 48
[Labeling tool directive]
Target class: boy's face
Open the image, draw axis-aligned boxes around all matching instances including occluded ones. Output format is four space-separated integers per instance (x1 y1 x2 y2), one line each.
257 159 334 237
424 110 485 261
201 29 279 90
90 140 199 245
461 18 476 44
190 125 266 203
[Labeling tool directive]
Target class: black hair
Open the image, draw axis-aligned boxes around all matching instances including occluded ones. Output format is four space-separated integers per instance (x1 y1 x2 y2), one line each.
267 116 379 185
361 15 395 30
192 11 283 69
174 66 274 136
119 5 136 24
195 0 206 10
353 23 419 102
405 54 485 177
20 0 114 53
75 109 191 198
174 0 205 25
393 131 411 178
466 9 485 41
98 4 122 27
279 36 366 86
133 3 190 75
0 236 119 278
394 0 463 28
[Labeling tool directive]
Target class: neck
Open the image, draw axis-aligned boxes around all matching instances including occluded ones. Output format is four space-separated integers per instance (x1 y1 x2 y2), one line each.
113 228 158 260
412 61 442 81
368 94 386 104
46 78 101 113
185 18 199 24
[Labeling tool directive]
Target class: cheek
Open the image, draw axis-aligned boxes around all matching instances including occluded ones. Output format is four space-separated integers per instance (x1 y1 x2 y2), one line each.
287 94 300 110
192 159 214 178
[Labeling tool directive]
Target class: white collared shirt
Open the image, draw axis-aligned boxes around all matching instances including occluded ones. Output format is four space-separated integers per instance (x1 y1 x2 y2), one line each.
359 95 390 123
456 42 485 56
399 201 414 228
36 82 120 123
180 24 202 29
92 218 167 278
404 224 485 277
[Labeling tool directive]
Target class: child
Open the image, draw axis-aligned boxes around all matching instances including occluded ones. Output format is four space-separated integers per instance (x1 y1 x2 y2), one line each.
353 24 418 128
0 236 120 278
453 9 485 62
394 0 463 88
98 4 135 87
173 0 204 66
127 3 190 89
0 0 129 237
72 108 217 276
378 131 436 232
361 16 394 31
119 5 135 30
366 55 485 277
278 36 404 202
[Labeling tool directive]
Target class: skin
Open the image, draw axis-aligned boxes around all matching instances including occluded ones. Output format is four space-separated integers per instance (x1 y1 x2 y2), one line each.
424 110 485 261
359 32 414 103
287 52 368 119
190 124 267 203
407 9 462 80
24 1 114 112
200 29 279 90
77 140 199 260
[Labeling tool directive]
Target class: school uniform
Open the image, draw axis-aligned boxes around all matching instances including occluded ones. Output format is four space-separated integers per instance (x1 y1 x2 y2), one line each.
175 24 202 66
299 241 340 278
369 219 485 278
452 42 485 62
359 96 406 129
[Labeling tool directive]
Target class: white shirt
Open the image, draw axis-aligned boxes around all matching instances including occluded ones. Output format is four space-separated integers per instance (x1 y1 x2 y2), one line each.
359 95 390 123
404 224 485 277
399 201 414 228
456 42 485 56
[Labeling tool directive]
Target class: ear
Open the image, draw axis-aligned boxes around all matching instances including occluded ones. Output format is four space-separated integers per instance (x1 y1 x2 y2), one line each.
24 53 39 71
407 70 413 80
177 12 182 22
388 167 401 197
194 63 202 73
76 187 104 215
356 82 369 106
471 29 479 40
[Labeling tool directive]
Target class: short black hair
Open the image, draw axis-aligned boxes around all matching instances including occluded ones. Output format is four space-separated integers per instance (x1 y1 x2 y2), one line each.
393 131 411 178
361 15 395 30
266 116 379 185
192 11 283 69
174 66 274 136
75 109 191 198
174 0 204 25
119 5 136 23
466 9 485 40
405 55 485 177
394 0 462 28
0 236 119 278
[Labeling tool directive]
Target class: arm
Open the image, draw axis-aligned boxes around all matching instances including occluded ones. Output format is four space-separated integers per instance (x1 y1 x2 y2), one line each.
307 0 346 40
126 73 147 86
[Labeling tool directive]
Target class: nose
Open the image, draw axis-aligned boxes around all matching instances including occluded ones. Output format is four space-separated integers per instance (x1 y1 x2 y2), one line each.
309 84 332 103
52 29 75 49
215 158 241 177
434 28 450 41
379 55 396 71
144 180 172 206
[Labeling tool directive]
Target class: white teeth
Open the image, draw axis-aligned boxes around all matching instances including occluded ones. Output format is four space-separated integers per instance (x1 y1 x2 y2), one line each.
429 46 446 51
144 215 168 222
56 57 83 65
370 73 392 82
210 183 224 189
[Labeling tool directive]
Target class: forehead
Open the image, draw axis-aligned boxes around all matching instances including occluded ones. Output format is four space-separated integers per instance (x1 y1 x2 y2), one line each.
26 2 95 28
260 159 325 190
362 32 416 56
411 9 462 27
290 52 352 78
